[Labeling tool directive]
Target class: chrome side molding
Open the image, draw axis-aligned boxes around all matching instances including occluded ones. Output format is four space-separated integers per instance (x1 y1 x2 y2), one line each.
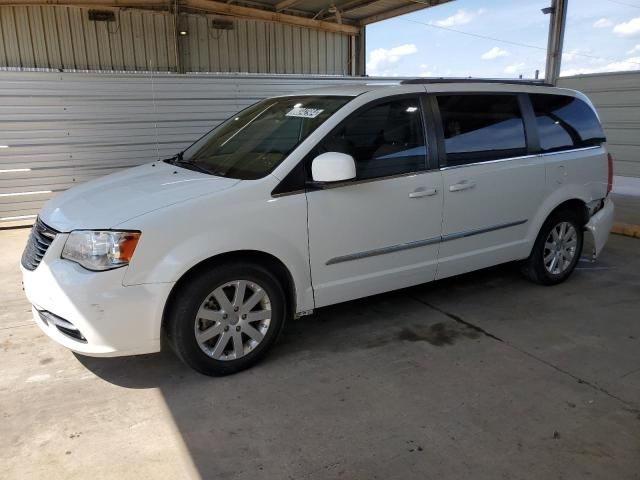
326 219 528 265
441 219 528 242
326 236 441 265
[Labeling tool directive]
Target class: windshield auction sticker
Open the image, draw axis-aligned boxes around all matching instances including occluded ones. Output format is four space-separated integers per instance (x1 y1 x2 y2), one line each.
286 107 324 118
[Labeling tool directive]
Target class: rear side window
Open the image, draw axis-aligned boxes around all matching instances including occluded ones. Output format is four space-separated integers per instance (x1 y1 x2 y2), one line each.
317 96 427 180
529 94 606 153
436 94 527 166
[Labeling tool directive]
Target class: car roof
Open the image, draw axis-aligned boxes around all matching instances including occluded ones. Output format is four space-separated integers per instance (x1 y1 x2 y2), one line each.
283 80 581 98
281 83 401 97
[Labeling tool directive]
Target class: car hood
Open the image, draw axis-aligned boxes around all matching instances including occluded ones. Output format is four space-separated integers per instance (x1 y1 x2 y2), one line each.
40 162 240 231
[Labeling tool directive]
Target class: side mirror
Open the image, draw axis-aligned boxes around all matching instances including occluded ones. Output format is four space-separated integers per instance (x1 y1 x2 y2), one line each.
311 152 356 183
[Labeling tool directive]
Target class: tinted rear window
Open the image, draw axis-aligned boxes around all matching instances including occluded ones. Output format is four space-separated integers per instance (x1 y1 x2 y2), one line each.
529 94 606 153
436 94 527 166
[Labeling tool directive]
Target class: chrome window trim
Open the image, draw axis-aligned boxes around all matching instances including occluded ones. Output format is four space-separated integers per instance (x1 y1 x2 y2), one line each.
272 168 442 197
439 145 602 171
440 154 536 171
536 145 602 157
326 219 528 265
308 169 435 192
271 188 306 198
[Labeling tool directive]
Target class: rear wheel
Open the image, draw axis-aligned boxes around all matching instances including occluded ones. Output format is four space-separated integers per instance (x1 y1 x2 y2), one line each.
166 263 286 376
522 210 584 285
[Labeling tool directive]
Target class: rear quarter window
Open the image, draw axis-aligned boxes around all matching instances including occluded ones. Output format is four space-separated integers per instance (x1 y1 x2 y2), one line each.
529 94 606 153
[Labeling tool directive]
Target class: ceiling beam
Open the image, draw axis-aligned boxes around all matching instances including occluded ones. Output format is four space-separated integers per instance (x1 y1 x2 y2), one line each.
335 0 380 14
318 0 380 21
358 0 450 25
274 0 300 12
186 0 359 34
0 0 361 34
0 0 172 7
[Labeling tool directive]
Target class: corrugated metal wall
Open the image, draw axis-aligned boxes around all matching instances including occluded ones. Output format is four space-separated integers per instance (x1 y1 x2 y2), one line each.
181 15 351 75
0 71 372 224
0 6 351 75
0 7 178 71
558 71 640 178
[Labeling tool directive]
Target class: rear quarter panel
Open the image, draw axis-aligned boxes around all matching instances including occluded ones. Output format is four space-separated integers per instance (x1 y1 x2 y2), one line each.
524 146 608 251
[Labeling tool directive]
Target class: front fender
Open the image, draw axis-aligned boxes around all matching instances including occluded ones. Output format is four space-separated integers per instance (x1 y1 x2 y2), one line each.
118 183 314 313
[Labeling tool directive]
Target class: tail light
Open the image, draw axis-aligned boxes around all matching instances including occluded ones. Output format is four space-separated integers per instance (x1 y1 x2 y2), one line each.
607 153 614 195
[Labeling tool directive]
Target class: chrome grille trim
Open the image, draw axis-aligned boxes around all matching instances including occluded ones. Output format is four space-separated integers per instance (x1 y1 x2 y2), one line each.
21 218 58 271
37 309 87 343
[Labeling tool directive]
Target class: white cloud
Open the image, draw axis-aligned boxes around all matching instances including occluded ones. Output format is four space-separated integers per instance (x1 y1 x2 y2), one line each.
603 56 640 71
504 62 526 74
593 18 613 28
367 44 418 75
563 48 590 61
561 56 640 76
435 9 474 27
560 67 591 76
628 44 640 54
481 47 509 60
613 17 640 37
416 63 433 77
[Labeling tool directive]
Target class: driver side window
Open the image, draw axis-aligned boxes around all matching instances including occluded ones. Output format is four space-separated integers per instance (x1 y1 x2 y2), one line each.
317 96 427 180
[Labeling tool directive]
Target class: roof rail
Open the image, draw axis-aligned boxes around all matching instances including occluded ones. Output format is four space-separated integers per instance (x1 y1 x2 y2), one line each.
400 78 553 87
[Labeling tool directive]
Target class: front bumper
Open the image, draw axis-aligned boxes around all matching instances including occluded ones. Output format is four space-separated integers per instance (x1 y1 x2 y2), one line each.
22 233 174 357
585 197 615 259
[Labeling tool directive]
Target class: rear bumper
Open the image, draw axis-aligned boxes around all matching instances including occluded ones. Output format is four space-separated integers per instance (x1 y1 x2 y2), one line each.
22 234 174 357
585 197 615 259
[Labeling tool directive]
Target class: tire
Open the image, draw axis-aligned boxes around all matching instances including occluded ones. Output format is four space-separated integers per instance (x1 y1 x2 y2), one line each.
522 209 584 285
166 263 287 376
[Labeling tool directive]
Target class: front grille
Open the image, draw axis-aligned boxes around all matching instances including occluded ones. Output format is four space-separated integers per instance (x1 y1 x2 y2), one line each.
21 218 58 271
37 309 87 343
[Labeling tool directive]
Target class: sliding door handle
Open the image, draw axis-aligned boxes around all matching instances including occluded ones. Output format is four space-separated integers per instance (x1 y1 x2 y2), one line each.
449 180 476 192
409 187 438 198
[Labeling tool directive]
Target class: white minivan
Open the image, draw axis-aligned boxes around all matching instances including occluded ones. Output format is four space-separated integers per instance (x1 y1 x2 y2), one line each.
21 80 615 375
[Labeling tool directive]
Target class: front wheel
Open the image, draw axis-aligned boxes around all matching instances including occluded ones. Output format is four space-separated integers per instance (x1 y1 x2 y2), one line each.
166 263 287 376
522 210 584 285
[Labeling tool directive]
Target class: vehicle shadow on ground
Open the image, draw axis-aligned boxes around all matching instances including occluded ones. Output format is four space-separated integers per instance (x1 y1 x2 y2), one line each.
74 248 640 480
77 263 522 389
76 263 529 478
80 248 617 391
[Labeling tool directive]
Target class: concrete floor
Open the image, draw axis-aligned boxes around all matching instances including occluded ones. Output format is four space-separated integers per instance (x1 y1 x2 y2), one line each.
612 193 640 226
1 227 639 480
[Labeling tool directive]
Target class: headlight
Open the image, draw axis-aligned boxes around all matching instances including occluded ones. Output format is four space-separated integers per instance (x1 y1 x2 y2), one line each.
61 230 141 271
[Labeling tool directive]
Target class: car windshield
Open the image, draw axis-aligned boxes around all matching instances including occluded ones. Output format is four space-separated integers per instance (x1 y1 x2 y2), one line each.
180 95 351 179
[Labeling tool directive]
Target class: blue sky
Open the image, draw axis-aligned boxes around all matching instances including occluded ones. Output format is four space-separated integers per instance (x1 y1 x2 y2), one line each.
366 0 640 78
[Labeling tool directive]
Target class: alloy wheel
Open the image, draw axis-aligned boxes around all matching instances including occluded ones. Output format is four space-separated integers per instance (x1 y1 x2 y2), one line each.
543 221 578 275
194 280 271 361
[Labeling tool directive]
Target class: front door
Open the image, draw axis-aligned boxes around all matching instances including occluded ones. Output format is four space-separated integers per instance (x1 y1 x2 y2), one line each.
306 95 444 308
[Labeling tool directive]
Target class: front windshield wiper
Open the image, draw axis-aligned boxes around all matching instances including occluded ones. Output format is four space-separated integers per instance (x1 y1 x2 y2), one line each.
165 150 184 164
164 151 216 175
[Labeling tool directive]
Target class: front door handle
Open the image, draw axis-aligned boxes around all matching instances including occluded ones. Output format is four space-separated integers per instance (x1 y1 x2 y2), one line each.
449 180 476 192
409 187 438 198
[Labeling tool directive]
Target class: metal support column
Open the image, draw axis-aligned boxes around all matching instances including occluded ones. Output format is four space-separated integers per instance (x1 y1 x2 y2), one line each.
356 26 366 76
544 0 568 85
